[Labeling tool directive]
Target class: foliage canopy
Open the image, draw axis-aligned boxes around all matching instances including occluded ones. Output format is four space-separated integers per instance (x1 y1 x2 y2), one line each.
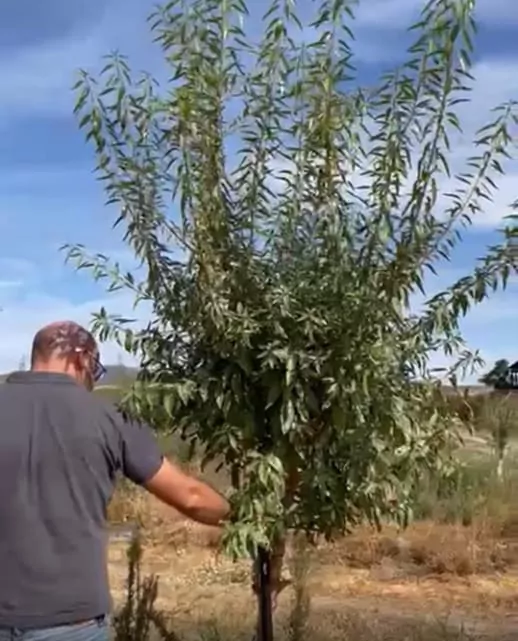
479 359 510 387
67 0 518 561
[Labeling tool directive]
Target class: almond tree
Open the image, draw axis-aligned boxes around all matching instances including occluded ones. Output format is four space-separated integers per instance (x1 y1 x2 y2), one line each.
67 0 518 636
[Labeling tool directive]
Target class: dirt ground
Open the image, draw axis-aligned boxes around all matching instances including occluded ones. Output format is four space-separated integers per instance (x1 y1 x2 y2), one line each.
107 500 518 640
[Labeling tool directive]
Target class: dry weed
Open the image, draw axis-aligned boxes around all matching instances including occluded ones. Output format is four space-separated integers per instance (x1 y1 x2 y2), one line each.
108 480 151 526
322 520 511 577
109 528 518 641
106 460 518 640
302 610 475 641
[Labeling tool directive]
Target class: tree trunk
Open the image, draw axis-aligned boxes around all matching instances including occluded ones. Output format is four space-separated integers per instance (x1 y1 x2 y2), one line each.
252 465 298 640
255 547 274 641
497 451 505 481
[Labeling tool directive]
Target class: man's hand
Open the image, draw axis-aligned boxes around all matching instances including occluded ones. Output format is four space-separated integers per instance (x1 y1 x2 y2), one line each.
144 458 230 526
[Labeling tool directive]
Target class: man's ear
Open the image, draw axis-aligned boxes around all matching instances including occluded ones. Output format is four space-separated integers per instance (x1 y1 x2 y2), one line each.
74 351 88 373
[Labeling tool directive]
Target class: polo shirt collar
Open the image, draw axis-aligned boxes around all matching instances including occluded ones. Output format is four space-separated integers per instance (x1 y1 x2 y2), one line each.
5 371 78 385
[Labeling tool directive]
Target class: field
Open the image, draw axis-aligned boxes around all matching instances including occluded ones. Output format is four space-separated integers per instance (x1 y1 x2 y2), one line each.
94 384 518 639
106 435 518 641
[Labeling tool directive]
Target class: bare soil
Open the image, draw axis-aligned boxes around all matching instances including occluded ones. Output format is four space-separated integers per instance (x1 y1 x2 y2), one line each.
107 498 518 640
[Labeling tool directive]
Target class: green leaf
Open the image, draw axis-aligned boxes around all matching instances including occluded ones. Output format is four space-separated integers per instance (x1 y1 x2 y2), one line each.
67 0 518 563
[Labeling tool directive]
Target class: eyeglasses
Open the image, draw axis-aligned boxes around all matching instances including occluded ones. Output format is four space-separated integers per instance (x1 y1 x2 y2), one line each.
74 348 106 382
91 354 107 382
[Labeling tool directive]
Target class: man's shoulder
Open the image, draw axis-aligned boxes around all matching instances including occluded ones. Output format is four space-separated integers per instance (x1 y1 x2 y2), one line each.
1 374 122 423
90 394 126 426
91 394 149 434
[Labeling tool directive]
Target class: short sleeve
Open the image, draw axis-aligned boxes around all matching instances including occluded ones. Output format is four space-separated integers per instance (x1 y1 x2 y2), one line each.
111 410 164 485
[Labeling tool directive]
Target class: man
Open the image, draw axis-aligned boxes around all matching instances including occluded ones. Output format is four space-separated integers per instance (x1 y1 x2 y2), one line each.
0 321 230 641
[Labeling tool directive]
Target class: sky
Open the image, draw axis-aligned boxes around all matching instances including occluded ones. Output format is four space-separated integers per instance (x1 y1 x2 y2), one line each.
0 0 517 381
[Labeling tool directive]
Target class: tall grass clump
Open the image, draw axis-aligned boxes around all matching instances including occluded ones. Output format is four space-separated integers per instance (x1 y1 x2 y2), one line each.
113 532 180 641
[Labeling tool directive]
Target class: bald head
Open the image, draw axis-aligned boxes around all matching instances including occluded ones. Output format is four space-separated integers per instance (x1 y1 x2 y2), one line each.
31 321 97 367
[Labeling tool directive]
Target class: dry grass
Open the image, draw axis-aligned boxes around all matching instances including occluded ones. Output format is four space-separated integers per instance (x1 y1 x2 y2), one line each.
320 520 516 576
102 382 518 639
108 480 151 525
108 533 518 640
107 488 518 641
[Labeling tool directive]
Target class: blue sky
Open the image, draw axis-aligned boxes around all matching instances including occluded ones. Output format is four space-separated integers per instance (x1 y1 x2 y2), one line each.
0 0 517 380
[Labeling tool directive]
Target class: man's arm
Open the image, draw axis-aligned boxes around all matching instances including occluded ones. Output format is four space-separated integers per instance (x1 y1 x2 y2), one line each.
107 406 230 527
143 458 230 526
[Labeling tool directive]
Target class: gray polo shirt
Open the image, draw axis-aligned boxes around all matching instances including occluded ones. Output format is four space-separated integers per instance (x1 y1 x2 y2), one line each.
0 371 163 629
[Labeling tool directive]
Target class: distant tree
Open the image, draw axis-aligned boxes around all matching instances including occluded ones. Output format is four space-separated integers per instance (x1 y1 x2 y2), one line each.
18 355 27 371
479 359 510 387
114 354 133 388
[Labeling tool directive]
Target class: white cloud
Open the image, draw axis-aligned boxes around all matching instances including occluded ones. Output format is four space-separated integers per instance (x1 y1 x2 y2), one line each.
0 290 150 373
0 253 151 373
292 0 518 63
418 59 518 227
1 0 516 379
0 257 36 276
0 34 101 119
355 0 518 29
362 60 518 227
0 0 157 121
354 0 418 28
380 58 518 227
264 53 518 228
404 263 518 383
0 280 24 291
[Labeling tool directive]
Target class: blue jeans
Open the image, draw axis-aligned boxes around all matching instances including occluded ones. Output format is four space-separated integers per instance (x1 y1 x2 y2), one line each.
0 616 110 640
